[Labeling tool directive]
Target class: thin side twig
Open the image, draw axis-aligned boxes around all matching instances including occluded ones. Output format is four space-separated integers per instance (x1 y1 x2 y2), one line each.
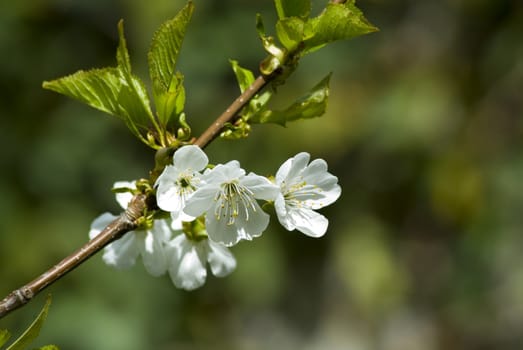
194 75 269 148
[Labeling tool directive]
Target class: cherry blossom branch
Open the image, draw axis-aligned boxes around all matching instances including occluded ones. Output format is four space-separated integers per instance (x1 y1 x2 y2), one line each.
0 73 276 320
0 69 275 320
0 0 350 320
0 194 147 319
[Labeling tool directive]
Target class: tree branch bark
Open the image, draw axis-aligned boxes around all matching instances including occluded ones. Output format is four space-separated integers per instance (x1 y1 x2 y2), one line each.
0 194 147 319
194 75 269 149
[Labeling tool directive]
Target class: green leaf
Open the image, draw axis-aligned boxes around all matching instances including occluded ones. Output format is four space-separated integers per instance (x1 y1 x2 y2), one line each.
303 1 378 54
43 68 124 117
43 68 150 142
253 73 331 126
35 345 59 350
116 20 132 74
0 329 11 348
43 20 157 147
256 14 285 60
148 1 193 125
148 1 193 91
6 295 52 350
274 0 310 19
229 60 255 93
275 17 305 51
116 20 156 136
153 72 186 127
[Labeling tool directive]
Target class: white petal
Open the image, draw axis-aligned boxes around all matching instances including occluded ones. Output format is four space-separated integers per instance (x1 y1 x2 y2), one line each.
89 212 118 240
235 202 271 239
156 187 184 213
113 181 136 209
170 204 196 223
202 160 243 184
205 215 242 246
283 153 310 183
167 236 207 290
151 219 174 242
275 157 293 185
206 240 237 277
183 185 218 217
155 166 182 212
301 158 338 188
206 201 270 246
102 232 140 269
274 195 294 231
154 164 179 186
300 165 341 209
173 145 208 171
287 208 329 237
171 216 184 231
167 234 185 255
241 173 280 201
302 158 328 175
138 231 168 276
293 158 341 209
309 184 341 209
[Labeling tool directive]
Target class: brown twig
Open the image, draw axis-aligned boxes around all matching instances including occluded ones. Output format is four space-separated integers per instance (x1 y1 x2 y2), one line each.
194 75 269 148
0 194 147 319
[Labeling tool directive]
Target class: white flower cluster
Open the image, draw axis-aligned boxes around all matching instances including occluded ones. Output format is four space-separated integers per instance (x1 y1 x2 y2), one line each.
89 145 341 290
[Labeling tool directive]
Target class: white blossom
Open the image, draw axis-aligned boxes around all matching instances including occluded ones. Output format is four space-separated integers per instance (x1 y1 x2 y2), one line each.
274 152 341 237
166 233 236 290
155 145 208 222
183 160 279 246
89 181 171 276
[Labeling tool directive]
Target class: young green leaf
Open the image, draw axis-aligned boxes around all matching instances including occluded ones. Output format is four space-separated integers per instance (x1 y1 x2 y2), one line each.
275 17 305 52
230 60 255 93
43 68 125 118
116 20 156 131
153 72 186 127
116 20 132 74
252 73 331 126
35 345 59 350
303 1 378 54
256 14 286 60
0 329 11 348
148 1 193 91
43 68 150 143
274 0 311 19
148 1 193 125
6 295 52 350
43 21 159 146
256 14 286 75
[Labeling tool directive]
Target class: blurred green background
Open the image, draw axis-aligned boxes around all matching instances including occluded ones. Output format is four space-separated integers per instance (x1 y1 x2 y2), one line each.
1 0 523 349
